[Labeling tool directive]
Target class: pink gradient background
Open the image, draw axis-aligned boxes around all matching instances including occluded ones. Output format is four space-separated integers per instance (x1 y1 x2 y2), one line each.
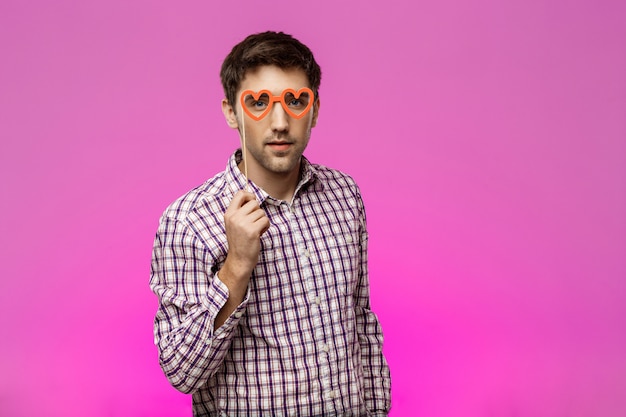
1 1 625 416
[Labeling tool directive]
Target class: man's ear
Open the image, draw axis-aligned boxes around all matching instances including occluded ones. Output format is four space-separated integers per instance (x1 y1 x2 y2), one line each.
222 99 239 129
310 98 320 128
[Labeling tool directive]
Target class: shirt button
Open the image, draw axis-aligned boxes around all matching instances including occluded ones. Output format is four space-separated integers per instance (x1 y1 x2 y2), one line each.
328 390 336 399
315 296 321 305
345 235 353 243
234 311 243 318
321 343 329 352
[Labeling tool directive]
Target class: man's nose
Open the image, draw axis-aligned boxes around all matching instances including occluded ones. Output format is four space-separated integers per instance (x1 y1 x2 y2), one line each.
269 102 289 131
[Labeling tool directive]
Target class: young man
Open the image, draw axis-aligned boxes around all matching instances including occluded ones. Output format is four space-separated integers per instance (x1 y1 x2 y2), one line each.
150 31 391 416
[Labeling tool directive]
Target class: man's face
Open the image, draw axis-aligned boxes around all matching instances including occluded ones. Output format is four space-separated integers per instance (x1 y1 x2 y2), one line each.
222 65 319 180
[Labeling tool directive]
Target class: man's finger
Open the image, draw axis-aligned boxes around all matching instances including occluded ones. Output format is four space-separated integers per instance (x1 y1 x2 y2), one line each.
227 190 257 213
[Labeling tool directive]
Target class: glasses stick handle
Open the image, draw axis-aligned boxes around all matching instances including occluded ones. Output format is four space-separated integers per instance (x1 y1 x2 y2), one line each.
242 116 250 193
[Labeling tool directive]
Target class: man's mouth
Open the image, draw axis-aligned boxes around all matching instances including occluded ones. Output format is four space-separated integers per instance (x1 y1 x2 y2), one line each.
267 142 292 152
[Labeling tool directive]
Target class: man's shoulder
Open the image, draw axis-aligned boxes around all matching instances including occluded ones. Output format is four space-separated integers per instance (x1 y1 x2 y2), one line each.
307 162 366 221
160 170 230 222
309 163 359 189
308 162 362 199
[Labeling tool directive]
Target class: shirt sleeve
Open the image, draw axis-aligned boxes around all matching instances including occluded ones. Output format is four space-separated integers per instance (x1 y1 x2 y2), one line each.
353 191 392 414
149 215 249 394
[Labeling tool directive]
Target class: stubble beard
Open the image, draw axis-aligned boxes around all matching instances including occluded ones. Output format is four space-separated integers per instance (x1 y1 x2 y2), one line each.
246 133 310 176
256 141 303 174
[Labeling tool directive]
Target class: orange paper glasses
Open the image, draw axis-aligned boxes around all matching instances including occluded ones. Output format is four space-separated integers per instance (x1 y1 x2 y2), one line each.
240 88 314 121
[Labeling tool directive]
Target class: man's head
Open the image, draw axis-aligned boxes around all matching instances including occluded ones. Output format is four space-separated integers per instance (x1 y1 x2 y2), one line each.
220 31 322 112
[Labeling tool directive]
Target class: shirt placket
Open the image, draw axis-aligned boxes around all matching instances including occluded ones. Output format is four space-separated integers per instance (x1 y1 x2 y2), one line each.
285 199 338 412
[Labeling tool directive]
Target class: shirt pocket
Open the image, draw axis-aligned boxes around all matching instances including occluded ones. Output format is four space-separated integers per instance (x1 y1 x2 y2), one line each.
324 232 360 298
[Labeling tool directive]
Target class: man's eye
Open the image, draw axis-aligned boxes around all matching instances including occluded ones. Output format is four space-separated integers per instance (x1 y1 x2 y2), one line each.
244 93 270 110
245 98 268 109
285 93 308 108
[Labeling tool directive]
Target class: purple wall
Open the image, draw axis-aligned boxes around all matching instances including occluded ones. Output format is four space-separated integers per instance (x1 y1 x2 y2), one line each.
1 1 625 416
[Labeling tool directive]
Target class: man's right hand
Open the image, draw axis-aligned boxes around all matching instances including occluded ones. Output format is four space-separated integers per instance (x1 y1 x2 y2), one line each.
214 191 269 329
218 190 270 295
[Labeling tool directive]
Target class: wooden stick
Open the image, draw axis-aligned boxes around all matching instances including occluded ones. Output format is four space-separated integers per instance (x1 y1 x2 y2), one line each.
241 112 250 192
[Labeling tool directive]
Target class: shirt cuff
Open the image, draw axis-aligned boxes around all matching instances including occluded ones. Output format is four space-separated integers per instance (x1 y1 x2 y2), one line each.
199 272 250 339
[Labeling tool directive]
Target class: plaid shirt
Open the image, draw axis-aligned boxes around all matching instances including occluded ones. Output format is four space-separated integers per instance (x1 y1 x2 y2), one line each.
150 150 391 417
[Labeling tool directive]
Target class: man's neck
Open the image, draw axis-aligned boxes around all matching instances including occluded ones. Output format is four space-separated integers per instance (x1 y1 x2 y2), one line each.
238 160 302 202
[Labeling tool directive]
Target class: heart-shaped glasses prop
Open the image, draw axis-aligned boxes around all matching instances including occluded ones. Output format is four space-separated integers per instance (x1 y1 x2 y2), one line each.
239 87 315 191
240 88 314 121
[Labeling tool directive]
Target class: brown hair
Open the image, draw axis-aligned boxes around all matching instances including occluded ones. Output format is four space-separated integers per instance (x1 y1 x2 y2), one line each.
220 31 322 112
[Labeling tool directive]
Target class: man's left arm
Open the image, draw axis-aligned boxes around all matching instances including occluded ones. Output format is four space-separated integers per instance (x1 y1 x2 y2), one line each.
353 189 392 416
